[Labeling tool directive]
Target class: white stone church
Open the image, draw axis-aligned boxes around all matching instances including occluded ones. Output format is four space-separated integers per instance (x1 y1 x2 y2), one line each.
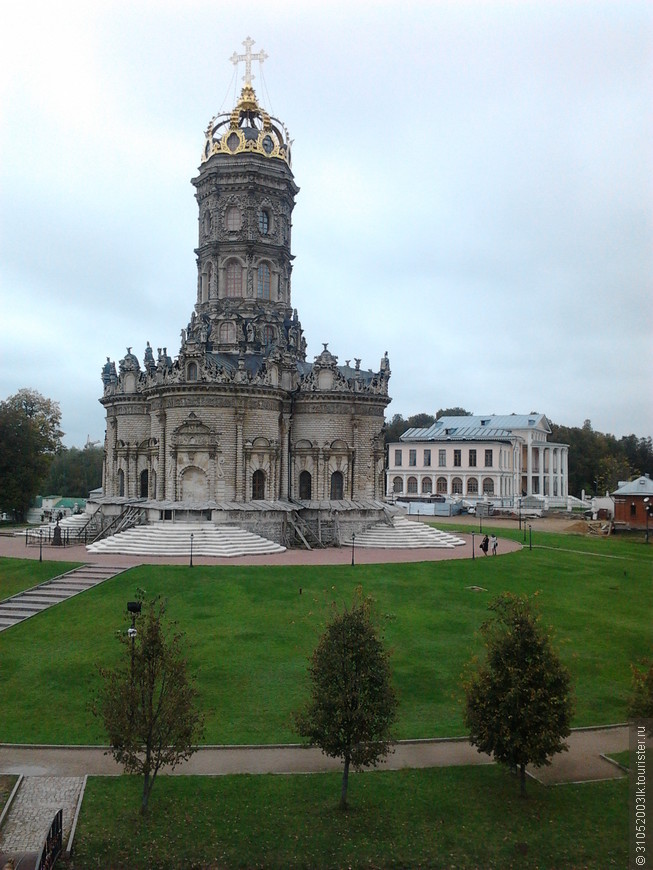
92 43 391 547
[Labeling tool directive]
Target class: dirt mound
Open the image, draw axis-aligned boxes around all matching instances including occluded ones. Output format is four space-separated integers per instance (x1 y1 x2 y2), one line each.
565 521 589 534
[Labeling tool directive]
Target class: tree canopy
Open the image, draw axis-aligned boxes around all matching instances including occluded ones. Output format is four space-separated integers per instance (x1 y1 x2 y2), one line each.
463 593 573 796
295 590 397 809
0 389 64 520
549 419 653 495
44 445 103 498
93 595 205 814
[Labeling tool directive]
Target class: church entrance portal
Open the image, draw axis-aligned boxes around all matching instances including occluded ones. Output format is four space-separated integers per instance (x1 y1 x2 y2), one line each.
180 466 209 501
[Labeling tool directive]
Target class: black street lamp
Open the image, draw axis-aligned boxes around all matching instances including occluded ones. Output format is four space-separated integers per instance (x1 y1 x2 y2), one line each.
190 532 194 568
471 531 475 560
528 524 532 551
39 529 43 563
351 532 356 566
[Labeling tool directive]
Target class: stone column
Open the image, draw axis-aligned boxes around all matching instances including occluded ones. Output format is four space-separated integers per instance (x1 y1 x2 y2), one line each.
235 413 244 501
157 411 166 500
538 447 544 497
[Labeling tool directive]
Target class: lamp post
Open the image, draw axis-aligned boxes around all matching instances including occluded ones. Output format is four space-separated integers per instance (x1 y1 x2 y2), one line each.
644 498 650 544
39 529 43 563
351 532 356 566
518 497 522 531
190 532 194 568
127 600 142 693
528 524 532 551
471 531 475 560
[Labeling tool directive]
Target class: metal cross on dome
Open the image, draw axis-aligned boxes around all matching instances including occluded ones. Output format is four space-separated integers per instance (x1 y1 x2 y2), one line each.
230 37 268 86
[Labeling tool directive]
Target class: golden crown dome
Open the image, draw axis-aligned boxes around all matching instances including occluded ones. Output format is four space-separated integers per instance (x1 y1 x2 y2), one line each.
201 83 291 167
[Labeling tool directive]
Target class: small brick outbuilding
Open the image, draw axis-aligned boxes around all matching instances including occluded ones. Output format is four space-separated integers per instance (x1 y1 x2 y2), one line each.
612 474 653 531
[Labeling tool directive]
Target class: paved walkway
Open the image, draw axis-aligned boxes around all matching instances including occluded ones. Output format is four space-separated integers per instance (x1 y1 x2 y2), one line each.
0 726 628 783
0 529 521 567
0 775 84 854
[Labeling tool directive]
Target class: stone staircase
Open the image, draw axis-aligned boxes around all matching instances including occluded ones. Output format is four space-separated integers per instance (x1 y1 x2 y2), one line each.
87 521 286 557
0 565 125 632
345 516 467 549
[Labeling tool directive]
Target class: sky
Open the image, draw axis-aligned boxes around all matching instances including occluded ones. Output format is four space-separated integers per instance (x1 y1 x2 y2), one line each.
1 0 651 447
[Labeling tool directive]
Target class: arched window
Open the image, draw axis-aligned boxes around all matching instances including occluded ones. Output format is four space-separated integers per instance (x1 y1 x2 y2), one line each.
257 263 271 300
258 208 270 235
452 477 463 495
393 477 403 493
483 478 495 495
252 469 266 500
407 476 418 494
187 362 198 381
226 261 242 297
263 325 275 346
422 477 432 494
330 470 344 500
467 477 479 495
118 468 125 497
203 210 211 235
219 321 236 344
140 469 149 498
226 206 241 231
299 470 312 500
436 476 447 494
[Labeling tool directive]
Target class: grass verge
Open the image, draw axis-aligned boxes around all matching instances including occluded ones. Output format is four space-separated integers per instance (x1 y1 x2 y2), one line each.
67 766 627 870
0 556 81 601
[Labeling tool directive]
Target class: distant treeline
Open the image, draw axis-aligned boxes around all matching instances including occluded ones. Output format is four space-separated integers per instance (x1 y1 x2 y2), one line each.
44 445 104 498
384 410 653 498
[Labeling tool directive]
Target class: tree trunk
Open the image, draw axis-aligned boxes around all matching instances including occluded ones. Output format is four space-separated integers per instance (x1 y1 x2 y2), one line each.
519 763 527 798
340 754 350 810
141 771 151 814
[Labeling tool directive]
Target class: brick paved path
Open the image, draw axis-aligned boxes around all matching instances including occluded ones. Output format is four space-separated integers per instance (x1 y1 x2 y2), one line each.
0 775 84 853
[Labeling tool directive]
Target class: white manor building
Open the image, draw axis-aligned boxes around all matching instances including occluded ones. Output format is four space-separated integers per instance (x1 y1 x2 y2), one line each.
386 414 569 507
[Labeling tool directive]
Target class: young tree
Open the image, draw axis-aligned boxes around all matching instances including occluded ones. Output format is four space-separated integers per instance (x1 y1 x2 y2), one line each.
463 593 573 797
93 596 204 814
295 590 397 809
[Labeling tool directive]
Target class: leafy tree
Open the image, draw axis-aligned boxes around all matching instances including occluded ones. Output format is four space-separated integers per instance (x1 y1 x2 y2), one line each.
0 389 63 520
93 596 204 814
463 593 573 797
435 407 472 419
628 658 653 732
295 590 398 809
44 445 103 497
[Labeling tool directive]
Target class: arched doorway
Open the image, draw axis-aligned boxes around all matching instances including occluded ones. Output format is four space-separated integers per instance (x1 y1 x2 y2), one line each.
252 469 266 500
140 469 149 498
299 470 312 500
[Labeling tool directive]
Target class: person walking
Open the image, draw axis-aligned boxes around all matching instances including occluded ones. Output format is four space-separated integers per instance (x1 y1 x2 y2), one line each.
490 534 498 555
481 534 489 556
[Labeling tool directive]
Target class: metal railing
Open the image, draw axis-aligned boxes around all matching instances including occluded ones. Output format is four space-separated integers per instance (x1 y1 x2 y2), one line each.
36 807 62 870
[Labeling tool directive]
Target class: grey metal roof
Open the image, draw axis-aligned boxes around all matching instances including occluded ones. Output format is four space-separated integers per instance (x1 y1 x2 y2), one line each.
401 413 548 442
612 475 653 496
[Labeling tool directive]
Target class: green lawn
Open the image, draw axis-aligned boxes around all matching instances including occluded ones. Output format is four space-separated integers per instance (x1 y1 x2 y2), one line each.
68 766 627 870
0 530 649 744
0 556 80 601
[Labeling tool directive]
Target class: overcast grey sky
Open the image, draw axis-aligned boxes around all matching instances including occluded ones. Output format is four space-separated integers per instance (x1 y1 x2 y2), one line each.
1 0 651 447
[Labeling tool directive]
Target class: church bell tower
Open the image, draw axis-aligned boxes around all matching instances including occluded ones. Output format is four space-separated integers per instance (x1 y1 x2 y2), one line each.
190 38 303 359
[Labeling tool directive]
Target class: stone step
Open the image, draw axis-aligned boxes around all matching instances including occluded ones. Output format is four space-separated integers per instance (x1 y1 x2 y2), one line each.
345 518 466 549
0 566 125 632
87 522 286 557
